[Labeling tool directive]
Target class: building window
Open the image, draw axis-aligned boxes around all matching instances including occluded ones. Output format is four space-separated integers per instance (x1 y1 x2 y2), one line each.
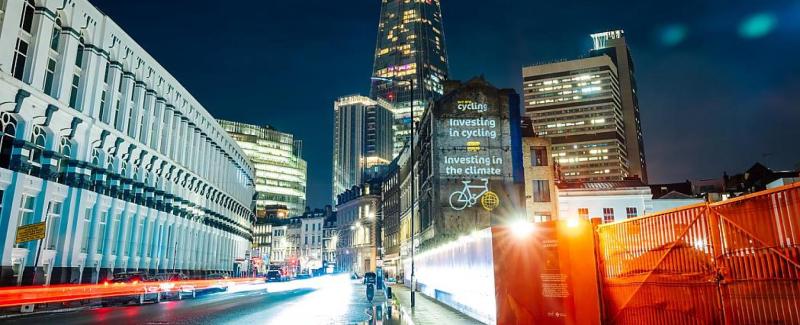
0 112 17 169
125 217 138 256
532 180 550 202
75 42 84 68
11 39 29 80
80 208 92 253
530 146 548 166
49 21 61 51
45 201 63 250
15 195 36 248
96 211 108 254
578 208 589 220
43 58 56 96
68 75 80 109
29 126 45 176
98 90 107 122
20 0 35 33
603 208 614 223
127 104 135 136
110 214 120 255
533 213 551 223
626 207 638 219
113 100 121 128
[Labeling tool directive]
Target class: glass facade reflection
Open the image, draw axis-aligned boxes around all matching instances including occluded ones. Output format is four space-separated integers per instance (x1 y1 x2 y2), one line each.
370 0 449 156
219 120 307 217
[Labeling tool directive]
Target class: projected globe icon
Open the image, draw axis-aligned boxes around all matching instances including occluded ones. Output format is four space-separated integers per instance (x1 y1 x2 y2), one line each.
481 191 500 211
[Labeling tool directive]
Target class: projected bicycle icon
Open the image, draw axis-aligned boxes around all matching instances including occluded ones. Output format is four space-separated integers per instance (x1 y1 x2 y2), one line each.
449 178 491 211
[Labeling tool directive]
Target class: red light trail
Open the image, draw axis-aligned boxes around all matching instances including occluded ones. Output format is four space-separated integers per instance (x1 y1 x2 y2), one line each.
0 278 262 307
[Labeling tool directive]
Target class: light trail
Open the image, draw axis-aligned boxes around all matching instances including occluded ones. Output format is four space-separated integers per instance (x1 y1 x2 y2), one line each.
0 278 263 307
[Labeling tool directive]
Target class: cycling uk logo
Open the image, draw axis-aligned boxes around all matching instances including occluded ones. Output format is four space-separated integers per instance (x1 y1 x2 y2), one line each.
449 178 500 212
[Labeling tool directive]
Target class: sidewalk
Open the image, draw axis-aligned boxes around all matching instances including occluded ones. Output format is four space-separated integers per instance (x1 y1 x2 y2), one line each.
390 285 483 325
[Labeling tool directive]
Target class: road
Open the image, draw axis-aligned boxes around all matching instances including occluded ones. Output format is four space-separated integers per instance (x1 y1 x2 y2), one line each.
4 275 399 324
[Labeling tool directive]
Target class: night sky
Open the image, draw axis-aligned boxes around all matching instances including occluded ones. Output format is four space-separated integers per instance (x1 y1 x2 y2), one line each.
92 0 800 207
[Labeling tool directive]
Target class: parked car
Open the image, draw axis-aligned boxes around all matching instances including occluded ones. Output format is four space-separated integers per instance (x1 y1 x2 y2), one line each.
154 272 195 300
266 270 284 282
204 273 232 292
101 272 161 306
295 272 312 280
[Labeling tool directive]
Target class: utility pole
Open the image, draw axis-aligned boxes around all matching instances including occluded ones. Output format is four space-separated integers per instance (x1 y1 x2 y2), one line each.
409 78 416 308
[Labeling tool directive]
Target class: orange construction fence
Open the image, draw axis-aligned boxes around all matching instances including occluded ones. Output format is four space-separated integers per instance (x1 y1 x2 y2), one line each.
595 182 800 324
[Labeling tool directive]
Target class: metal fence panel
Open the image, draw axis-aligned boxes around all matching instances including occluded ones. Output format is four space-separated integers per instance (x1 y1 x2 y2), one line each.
595 183 800 325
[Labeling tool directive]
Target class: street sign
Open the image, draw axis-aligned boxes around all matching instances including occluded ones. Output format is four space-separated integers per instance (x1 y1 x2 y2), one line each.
15 222 46 244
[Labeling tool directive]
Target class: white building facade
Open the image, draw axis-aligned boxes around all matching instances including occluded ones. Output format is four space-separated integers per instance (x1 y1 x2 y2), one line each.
269 225 287 264
0 0 255 285
299 216 323 273
557 181 704 223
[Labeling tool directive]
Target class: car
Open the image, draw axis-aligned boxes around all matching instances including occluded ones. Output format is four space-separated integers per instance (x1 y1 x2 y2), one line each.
154 273 196 300
295 273 312 280
204 273 232 292
265 270 284 282
101 272 161 306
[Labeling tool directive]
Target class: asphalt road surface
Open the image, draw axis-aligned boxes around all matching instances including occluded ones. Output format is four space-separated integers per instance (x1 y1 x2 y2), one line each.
4 275 397 325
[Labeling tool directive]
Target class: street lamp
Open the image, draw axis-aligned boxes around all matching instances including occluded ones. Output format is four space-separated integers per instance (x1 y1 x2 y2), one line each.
370 76 416 308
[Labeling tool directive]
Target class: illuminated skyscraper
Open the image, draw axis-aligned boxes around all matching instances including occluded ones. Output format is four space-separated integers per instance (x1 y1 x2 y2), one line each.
370 0 449 156
523 30 648 183
332 95 394 205
523 56 631 182
589 30 648 183
219 120 307 217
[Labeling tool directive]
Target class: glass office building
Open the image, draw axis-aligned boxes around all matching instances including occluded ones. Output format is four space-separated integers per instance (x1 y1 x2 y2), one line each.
370 0 449 156
219 121 307 217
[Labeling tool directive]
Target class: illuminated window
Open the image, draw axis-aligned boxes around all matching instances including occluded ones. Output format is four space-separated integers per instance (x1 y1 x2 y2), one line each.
533 213 551 223
532 180 550 202
578 208 589 220
603 208 614 223
530 146 548 167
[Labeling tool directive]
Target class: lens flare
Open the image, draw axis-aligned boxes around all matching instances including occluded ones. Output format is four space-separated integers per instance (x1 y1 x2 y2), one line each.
739 13 777 38
659 24 687 47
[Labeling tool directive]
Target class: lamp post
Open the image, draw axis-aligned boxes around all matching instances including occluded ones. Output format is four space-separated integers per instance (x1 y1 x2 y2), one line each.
370 76 416 307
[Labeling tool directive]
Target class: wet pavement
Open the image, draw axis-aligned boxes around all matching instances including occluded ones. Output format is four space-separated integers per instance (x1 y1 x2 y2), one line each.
2 275 478 324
